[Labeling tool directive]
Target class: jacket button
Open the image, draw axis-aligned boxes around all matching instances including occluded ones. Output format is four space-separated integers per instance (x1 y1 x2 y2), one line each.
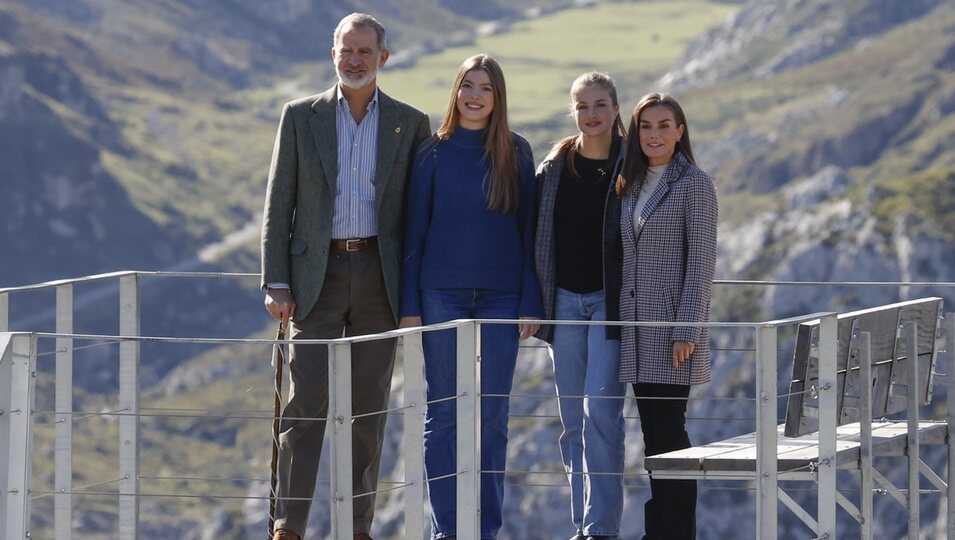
630 290 635 298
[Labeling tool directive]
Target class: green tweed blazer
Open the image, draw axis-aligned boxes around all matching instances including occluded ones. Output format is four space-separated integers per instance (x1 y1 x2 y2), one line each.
260 86 431 321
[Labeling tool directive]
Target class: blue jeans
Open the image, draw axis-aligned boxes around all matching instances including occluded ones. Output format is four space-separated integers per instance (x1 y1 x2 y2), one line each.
421 288 521 540
552 288 626 536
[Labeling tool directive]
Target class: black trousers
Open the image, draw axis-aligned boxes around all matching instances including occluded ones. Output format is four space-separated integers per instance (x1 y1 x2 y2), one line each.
633 383 696 540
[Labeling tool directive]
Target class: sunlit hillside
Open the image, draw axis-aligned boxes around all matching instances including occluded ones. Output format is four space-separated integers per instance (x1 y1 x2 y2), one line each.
9 0 955 538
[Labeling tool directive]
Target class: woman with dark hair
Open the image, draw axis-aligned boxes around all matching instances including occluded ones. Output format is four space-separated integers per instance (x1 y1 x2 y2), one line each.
616 92 718 540
534 72 627 540
399 54 541 540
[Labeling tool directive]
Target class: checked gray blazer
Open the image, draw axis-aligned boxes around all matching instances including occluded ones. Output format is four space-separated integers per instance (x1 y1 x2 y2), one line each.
618 150 718 385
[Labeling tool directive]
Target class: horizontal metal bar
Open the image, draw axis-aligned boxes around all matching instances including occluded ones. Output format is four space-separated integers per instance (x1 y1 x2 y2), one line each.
32 409 326 422
0 271 262 294
713 280 955 287
7 274 955 295
28 490 330 502
29 313 833 346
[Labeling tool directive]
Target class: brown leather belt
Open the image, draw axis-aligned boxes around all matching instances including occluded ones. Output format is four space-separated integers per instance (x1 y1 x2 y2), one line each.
330 236 377 252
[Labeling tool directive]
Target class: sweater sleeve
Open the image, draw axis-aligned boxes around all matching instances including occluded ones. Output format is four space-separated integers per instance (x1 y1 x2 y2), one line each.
516 138 543 318
399 139 437 318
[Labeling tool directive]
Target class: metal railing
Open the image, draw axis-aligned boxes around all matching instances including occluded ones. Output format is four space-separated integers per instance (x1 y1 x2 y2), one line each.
2 272 954 539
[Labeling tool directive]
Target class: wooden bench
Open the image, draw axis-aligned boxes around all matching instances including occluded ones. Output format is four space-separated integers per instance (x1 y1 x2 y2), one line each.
644 297 951 538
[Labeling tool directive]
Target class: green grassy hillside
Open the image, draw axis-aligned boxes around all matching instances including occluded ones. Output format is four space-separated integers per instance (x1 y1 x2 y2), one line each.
377 1 736 124
262 0 736 161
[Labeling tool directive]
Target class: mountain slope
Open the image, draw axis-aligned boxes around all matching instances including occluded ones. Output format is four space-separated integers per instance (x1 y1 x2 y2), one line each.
660 0 955 311
11 0 955 539
670 0 955 196
0 0 581 287
0 45 185 284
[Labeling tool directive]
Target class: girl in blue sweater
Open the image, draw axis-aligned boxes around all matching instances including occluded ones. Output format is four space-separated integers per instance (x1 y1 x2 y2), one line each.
399 54 542 540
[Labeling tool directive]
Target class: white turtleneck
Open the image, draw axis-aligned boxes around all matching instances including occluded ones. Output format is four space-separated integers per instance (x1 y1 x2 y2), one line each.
632 164 667 232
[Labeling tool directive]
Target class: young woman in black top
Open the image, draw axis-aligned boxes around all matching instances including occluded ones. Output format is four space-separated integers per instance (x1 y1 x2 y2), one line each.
534 72 627 540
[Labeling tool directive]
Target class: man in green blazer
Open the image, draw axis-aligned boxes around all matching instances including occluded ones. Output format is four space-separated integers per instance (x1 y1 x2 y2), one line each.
260 13 430 540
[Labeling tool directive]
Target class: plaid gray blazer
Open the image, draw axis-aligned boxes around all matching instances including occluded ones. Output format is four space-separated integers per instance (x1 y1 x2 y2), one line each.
533 150 623 343
618 150 718 385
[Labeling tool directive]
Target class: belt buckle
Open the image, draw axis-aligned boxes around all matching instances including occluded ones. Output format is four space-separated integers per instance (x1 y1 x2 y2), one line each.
345 238 363 252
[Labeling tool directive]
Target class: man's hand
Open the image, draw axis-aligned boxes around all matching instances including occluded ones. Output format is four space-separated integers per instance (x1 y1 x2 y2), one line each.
399 316 422 328
672 340 696 368
518 317 540 341
265 288 296 328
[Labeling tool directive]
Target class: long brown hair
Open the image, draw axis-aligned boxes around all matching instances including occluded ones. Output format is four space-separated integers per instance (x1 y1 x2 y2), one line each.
616 92 696 196
550 72 627 178
436 54 519 213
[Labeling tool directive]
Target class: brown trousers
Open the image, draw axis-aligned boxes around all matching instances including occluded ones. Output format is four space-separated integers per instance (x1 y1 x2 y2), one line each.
273 247 397 536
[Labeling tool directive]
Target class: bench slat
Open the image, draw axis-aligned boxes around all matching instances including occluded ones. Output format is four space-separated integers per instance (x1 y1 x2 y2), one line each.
645 422 948 474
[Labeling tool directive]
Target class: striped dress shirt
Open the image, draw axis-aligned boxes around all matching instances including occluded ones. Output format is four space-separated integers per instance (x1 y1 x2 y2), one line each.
332 85 379 239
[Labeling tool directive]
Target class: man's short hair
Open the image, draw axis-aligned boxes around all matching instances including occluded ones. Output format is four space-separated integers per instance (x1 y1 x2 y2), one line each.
333 13 387 50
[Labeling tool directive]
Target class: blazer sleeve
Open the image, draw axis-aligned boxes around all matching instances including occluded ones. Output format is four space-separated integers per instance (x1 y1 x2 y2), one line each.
413 112 432 148
673 172 718 343
533 159 552 296
260 102 298 290
517 139 543 318
399 140 437 318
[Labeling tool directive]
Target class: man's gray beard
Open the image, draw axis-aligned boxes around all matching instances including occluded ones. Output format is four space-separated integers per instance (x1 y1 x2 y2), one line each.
337 68 377 90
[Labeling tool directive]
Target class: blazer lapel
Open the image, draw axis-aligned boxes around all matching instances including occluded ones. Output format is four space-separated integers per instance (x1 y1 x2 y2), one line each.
622 188 638 248
632 152 691 242
374 92 402 212
632 177 671 241
308 88 339 195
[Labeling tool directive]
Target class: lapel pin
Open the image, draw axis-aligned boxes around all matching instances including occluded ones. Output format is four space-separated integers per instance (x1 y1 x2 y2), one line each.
395 127 401 133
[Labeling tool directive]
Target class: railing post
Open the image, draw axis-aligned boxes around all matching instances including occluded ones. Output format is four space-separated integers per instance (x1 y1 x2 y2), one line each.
0 335 8 516
118 274 140 539
456 321 480 540
402 332 426 540
2 333 37 540
0 292 8 332
856 332 873 540
817 313 838 540
946 313 955 540
755 324 778 539
328 341 354 539
56 284 74 540
903 321 920 539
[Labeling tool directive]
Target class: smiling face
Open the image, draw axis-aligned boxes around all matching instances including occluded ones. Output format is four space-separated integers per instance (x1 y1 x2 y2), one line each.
638 104 685 166
332 24 387 90
455 68 495 129
572 84 618 140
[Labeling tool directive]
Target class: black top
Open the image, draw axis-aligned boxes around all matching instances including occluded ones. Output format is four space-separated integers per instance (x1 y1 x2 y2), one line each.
554 153 613 293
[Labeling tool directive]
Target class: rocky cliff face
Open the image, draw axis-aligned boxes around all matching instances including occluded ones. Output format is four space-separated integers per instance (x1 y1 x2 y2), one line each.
716 167 955 319
661 0 945 92
669 0 955 194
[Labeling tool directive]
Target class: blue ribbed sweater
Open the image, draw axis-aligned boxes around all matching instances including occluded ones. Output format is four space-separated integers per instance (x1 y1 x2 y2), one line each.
400 127 542 318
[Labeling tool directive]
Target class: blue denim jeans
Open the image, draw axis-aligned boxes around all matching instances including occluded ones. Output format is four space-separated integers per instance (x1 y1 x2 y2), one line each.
552 288 626 536
420 288 521 540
